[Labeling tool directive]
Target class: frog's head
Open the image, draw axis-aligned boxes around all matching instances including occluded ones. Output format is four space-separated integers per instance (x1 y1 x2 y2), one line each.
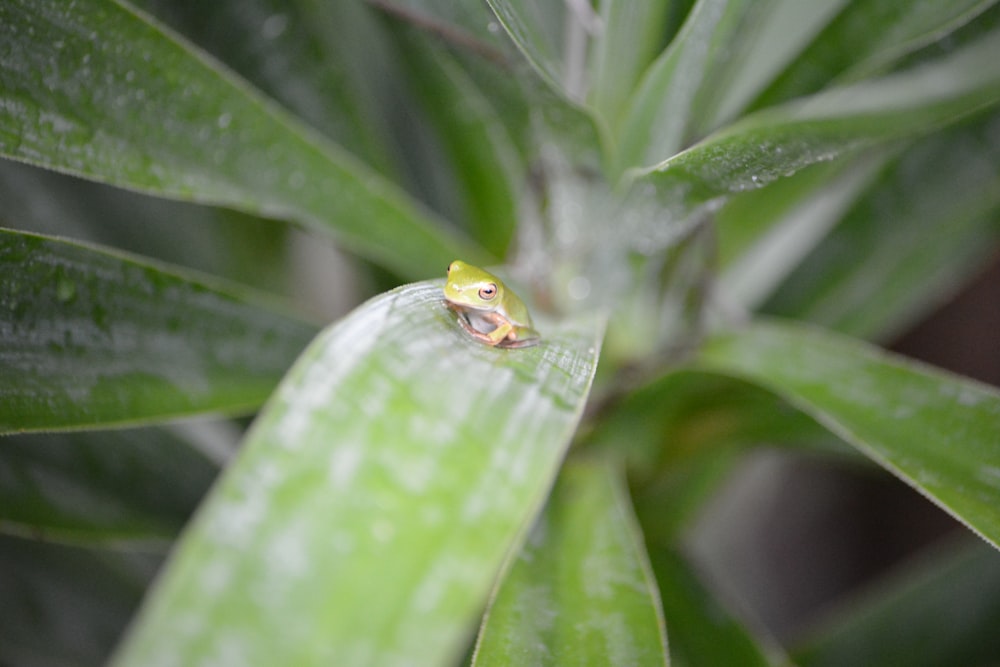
444 260 503 311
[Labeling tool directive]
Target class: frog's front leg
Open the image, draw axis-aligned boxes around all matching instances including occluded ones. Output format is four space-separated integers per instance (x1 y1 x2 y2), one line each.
447 303 512 346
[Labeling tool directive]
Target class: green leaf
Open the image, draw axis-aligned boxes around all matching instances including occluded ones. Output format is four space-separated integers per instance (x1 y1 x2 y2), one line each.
756 0 1000 109
616 0 748 173
0 228 317 433
637 26 1000 209
473 459 669 667
0 0 482 278
0 536 157 667
135 0 401 176
484 0 568 96
689 0 850 135
793 539 1000 667
112 282 603 667
0 427 220 546
587 0 671 129
652 548 780 667
714 151 891 312
583 371 843 541
763 113 1000 340
0 160 292 293
697 320 1000 549
393 29 521 257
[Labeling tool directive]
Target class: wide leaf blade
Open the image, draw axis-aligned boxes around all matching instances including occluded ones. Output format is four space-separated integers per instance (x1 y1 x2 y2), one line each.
697 320 1000 549
473 459 669 666
112 282 603 667
0 228 317 432
0 0 480 278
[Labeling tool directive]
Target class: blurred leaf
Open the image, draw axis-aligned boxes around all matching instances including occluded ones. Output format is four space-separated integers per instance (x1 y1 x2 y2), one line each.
112 282 604 667
756 0 999 109
690 0 850 135
376 0 514 53
0 536 158 667
638 27 1000 210
714 150 891 312
584 370 845 542
474 459 668 666
0 160 292 294
793 539 1000 667
588 0 671 129
136 0 402 176
393 28 521 257
616 0 747 173
0 0 482 278
587 371 839 474
0 427 219 546
0 228 317 433
652 548 781 667
698 320 1000 549
763 111 1000 340
484 0 567 96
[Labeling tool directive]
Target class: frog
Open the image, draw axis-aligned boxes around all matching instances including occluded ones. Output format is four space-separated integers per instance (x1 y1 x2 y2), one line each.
443 260 540 349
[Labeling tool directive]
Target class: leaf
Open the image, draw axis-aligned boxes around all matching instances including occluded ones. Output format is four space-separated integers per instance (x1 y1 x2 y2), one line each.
393 28 521 257
616 0 747 173
484 0 568 96
793 539 1000 667
583 371 843 541
587 0 671 129
0 228 317 433
697 320 1000 549
111 282 604 667
0 159 292 293
0 427 220 546
134 0 401 176
652 548 780 667
473 459 669 667
714 150 891 312
637 26 1000 209
762 112 1000 340
0 0 482 279
0 536 158 667
689 0 851 135
756 0 1000 109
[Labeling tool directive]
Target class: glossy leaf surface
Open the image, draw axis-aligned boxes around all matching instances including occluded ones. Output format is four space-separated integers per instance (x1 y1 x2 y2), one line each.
113 282 603 667
474 459 668 666
0 0 480 278
0 228 317 432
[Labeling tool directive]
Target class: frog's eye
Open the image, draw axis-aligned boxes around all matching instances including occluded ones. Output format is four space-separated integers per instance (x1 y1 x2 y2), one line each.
478 283 498 300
